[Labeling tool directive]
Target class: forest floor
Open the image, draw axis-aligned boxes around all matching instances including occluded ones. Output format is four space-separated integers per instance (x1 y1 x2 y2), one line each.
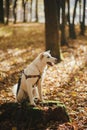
0 23 87 130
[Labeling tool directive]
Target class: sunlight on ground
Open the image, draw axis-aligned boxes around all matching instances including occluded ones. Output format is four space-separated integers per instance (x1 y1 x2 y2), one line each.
0 23 45 50
0 23 87 129
0 47 42 74
0 27 13 37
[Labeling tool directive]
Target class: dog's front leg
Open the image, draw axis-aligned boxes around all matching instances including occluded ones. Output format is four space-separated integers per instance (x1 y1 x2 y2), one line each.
38 80 43 101
33 86 39 99
26 82 35 105
17 88 25 102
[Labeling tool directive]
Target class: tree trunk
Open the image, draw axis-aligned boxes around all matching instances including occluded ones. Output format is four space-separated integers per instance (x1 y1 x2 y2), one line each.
5 0 10 25
67 0 70 24
56 0 60 25
79 0 81 23
35 0 38 22
13 0 17 24
22 0 27 22
0 0 4 23
67 0 72 38
31 0 38 22
61 0 68 46
29 0 32 22
44 0 61 60
80 0 86 35
70 0 79 39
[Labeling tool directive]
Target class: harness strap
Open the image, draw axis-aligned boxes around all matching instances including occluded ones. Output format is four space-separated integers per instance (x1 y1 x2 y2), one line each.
23 71 41 86
24 74 41 79
17 70 41 95
16 76 22 96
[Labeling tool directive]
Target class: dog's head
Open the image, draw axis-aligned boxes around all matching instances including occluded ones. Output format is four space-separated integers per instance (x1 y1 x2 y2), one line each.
40 50 58 66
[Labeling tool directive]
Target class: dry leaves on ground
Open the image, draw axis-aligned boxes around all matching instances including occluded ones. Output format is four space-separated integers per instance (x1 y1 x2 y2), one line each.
0 23 87 130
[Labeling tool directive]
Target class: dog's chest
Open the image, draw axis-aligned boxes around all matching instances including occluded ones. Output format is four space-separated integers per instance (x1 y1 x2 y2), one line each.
41 66 47 81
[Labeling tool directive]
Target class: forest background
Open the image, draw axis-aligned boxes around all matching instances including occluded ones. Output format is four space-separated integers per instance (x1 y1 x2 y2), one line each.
0 0 87 130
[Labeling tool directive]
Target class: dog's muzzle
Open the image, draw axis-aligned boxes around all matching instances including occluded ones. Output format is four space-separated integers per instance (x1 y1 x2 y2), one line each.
47 62 53 66
55 58 59 64
47 58 58 66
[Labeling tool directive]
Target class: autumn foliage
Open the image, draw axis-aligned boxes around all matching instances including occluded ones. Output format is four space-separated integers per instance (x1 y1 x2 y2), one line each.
0 23 87 129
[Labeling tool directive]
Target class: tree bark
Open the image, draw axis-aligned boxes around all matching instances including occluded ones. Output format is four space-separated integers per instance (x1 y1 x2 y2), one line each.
44 0 61 60
29 0 32 22
0 0 4 23
79 0 81 23
67 0 70 24
35 0 38 22
67 0 71 38
70 0 79 39
5 0 10 25
13 0 17 24
80 0 86 35
61 0 68 46
22 0 27 22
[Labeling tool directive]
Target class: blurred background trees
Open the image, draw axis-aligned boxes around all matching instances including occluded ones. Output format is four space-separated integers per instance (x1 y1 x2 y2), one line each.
0 0 4 23
0 0 87 58
0 0 86 34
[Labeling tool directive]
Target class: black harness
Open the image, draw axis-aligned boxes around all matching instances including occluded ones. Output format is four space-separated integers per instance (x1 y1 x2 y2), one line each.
16 70 41 95
23 71 41 86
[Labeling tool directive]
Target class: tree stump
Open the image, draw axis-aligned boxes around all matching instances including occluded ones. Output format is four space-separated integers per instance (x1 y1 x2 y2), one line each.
0 101 70 130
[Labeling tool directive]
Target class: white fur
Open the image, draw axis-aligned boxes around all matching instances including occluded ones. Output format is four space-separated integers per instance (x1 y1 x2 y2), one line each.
12 83 18 97
16 51 57 105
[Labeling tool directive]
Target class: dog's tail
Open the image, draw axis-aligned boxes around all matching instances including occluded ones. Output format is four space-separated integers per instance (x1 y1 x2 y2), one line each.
16 77 21 95
12 77 22 96
12 79 21 98
12 83 18 97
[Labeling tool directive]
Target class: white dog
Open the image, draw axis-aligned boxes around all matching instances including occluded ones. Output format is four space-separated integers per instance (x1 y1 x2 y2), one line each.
16 51 58 105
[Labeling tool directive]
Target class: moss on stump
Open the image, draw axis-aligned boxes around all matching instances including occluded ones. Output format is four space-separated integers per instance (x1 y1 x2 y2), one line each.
0 101 70 130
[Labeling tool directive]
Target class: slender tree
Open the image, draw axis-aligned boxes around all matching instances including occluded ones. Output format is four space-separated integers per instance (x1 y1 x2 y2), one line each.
22 0 27 22
79 0 81 23
61 0 67 46
67 0 70 24
44 0 61 60
30 0 38 22
13 0 17 24
5 0 10 24
72 0 79 38
67 0 79 39
80 0 86 35
29 0 32 21
0 0 4 23
67 0 71 38
35 0 38 22
56 0 68 46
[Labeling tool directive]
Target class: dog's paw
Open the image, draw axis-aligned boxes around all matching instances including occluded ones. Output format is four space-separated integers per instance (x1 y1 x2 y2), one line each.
30 102 36 107
30 104 36 107
34 98 43 105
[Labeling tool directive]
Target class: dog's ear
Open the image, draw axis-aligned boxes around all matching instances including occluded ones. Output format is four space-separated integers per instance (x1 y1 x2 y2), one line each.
46 50 51 53
40 53 44 60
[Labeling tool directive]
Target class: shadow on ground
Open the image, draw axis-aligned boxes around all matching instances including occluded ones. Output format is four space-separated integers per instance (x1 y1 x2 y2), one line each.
0 101 70 130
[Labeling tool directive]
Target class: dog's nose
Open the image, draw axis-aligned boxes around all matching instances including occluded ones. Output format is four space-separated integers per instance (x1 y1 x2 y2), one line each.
55 58 62 63
55 58 58 64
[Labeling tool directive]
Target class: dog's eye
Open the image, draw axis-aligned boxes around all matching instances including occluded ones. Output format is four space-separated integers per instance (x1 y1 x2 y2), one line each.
47 56 50 58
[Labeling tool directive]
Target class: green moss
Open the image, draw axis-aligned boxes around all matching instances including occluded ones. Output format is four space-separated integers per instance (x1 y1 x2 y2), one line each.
0 101 70 129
